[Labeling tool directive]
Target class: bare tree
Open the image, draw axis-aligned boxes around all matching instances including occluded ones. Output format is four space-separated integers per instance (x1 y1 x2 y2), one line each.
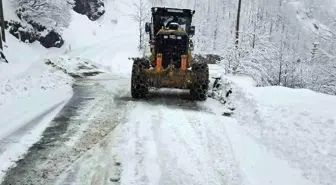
131 0 148 51
235 0 242 48
0 0 5 42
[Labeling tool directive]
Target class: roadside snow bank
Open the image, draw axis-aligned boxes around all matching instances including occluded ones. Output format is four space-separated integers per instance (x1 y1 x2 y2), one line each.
45 56 107 78
224 119 316 185
220 74 336 185
0 99 69 181
0 69 72 107
0 33 51 80
0 54 73 183
0 34 74 183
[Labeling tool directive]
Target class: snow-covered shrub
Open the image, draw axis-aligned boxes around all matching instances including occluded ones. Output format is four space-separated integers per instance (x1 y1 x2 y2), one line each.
209 77 234 105
235 59 273 87
194 54 223 64
7 21 37 43
219 45 272 87
208 77 236 116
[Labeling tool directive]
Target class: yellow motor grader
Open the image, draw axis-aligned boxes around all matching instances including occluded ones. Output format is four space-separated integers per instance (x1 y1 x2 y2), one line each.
131 7 209 100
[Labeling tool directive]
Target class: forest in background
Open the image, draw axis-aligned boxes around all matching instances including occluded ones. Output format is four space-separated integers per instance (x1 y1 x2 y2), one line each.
5 0 336 95
150 0 336 94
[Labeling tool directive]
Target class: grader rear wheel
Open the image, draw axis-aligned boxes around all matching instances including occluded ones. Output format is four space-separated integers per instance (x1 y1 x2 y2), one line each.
190 63 209 101
131 59 150 99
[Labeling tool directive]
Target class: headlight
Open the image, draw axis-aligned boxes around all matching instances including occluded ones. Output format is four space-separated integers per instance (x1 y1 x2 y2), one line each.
169 35 176 39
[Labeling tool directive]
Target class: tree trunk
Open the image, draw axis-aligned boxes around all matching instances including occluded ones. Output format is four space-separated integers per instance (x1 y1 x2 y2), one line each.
252 17 256 49
0 0 5 43
270 21 273 36
279 61 282 85
0 31 2 50
213 12 219 50
235 0 242 48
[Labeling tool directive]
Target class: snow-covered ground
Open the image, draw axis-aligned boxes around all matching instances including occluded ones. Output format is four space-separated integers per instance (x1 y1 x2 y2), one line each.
1 0 335 185
49 63 334 185
0 0 138 182
235 86 336 185
0 33 73 180
209 65 336 185
54 89 322 185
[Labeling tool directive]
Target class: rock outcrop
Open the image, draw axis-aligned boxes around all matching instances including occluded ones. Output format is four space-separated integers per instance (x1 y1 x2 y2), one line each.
5 20 64 48
73 0 105 21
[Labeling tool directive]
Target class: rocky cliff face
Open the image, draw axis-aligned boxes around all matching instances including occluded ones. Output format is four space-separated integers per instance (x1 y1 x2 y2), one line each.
5 0 105 48
73 0 105 21
6 20 64 48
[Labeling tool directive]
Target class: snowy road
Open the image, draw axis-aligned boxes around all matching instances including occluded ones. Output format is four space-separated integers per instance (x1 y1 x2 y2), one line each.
1 1 333 184
1 73 317 185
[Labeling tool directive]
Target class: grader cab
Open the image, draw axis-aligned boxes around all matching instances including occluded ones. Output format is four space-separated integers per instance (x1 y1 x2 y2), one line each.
131 7 209 100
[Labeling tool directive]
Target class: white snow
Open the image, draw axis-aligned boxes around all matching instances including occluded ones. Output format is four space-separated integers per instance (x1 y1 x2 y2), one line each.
0 98 69 181
0 2 74 181
1 0 335 185
210 65 336 185
2 0 20 22
224 121 316 185
245 87 336 185
1 0 138 182
0 33 73 183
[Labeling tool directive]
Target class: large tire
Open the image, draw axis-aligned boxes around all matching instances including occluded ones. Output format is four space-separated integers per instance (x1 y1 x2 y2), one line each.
190 62 209 101
131 58 150 99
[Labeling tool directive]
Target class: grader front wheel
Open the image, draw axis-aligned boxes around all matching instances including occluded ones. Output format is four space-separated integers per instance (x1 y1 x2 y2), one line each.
190 63 209 101
131 59 150 99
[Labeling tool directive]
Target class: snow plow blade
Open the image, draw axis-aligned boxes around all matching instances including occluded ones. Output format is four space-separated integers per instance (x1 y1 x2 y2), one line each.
130 57 209 101
143 63 194 89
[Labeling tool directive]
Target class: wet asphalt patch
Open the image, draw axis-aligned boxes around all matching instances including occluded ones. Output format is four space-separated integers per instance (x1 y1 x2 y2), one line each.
1 83 96 185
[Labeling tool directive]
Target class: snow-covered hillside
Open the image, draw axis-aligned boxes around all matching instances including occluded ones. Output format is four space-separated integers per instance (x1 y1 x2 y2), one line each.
0 0 335 185
0 0 138 180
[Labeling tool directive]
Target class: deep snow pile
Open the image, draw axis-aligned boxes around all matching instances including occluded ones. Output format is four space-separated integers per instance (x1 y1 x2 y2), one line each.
209 68 336 185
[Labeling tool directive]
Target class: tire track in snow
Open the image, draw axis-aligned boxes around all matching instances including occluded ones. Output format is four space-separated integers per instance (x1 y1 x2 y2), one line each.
185 112 244 185
118 102 161 185
51 87 245 185
113 91 244 185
